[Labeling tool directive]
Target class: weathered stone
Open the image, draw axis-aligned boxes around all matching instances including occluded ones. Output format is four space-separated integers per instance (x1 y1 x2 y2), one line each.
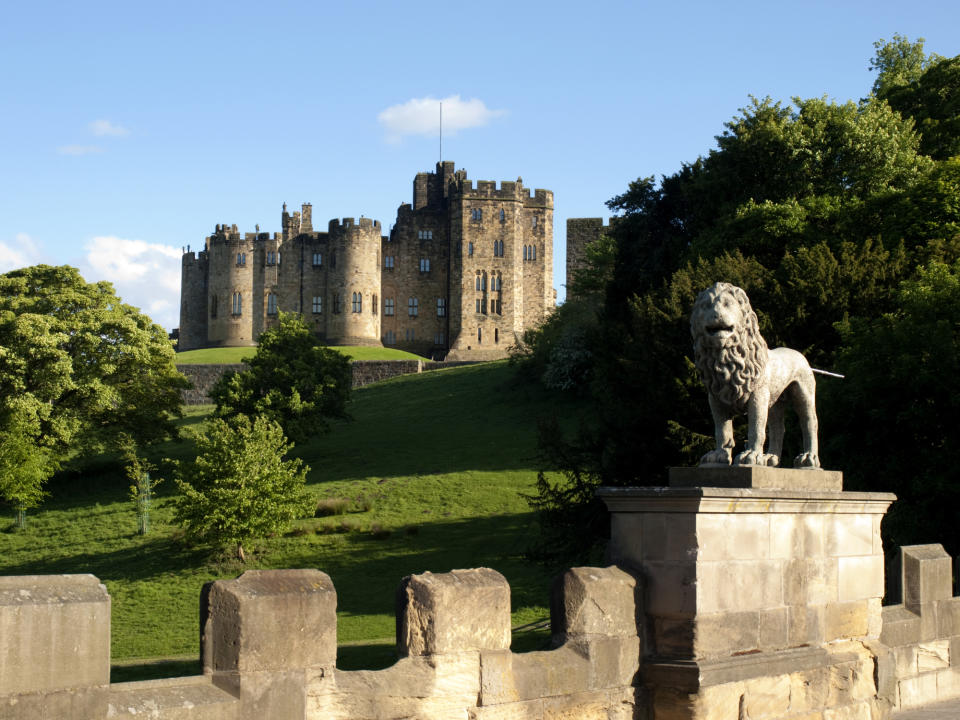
550 566 638 640
398 568 510 656
106 676 239 719
479 647 589 704
670 465 843 491
0 687 109 720
880 605 921 647
743 674 791 718
838 556 884 603
0 574 110 696
823 601 870 642
916 640 950 672
902 545 953 611
201 569 337 674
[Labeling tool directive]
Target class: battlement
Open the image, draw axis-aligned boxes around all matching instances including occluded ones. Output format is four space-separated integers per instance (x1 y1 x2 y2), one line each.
328 217 382 231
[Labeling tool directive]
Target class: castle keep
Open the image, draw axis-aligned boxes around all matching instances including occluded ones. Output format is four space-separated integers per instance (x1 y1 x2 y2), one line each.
179 162 554 360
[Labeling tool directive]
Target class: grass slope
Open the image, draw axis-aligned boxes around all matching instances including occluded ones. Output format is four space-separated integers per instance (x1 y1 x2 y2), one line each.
176 345 425 364
1 362 582 677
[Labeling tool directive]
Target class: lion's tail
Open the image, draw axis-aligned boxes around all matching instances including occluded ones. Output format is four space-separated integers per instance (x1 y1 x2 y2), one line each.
811 368 845 379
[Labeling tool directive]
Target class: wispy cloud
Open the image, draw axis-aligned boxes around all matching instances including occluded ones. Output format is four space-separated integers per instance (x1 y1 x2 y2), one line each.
0 233 45 273
378 95 506 142
81 236 182 330
57 144 104 156
89 119 129 137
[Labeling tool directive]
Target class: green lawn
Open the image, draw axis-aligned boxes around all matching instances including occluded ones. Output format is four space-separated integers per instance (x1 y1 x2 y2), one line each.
1 362 583 677
176 345 425 364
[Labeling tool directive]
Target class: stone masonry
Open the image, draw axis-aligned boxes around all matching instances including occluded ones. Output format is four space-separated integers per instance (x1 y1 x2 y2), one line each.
179 162 556 361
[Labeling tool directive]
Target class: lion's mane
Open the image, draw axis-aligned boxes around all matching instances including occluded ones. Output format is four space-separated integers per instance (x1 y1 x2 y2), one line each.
691 283 769 412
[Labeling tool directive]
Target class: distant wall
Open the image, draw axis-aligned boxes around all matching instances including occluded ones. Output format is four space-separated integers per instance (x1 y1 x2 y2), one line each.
178 360 484 404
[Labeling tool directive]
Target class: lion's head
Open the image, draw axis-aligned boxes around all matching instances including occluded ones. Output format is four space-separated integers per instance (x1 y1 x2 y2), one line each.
691 282 769 411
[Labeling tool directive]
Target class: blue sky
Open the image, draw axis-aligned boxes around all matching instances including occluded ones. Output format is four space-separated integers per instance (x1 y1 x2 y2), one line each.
1 0 957 331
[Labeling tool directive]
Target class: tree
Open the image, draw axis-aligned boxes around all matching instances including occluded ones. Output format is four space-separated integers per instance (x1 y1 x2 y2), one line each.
0 265 188 453
210 312 352 441
825 261 960 555
120 436 161 535
869 34 942 98
0 406 56 529
521 38 959 564
173 414 312 561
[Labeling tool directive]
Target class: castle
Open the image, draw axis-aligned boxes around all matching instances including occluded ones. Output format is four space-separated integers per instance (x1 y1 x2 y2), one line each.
179 162 557 360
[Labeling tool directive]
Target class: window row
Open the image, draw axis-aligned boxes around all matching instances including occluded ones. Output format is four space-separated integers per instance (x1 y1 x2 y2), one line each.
475 271 503 292
476 299 503 314
382 297 445 317
523 244 537 261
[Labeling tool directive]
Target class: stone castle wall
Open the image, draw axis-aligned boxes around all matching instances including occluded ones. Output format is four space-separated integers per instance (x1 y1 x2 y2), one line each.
179 163 555 362
565 217 612 296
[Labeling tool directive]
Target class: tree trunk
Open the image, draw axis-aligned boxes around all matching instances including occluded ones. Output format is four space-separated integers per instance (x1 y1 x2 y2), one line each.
15 506 25 530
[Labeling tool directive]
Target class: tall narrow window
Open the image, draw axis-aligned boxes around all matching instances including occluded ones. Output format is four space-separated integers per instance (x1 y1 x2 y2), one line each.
478 327 482 343
232 291 242 315
499 208 505 222
384 298 395 316
475 274 481 291
408 297 419 317
352 292 362 313
267 293 277 315
420 258 430 272
333 293 341 313
312 296 322 313
373 294 378 315
471 208 482 221
437 297 446 317
236 253 246 266
495 328 499 343
532 245 537 260
468 242 474 257
331 251 337 268
523 245 528 261
533 215 538 229
384 255 395 269
210 295 217 318
476 299 481 313
312 252 322 267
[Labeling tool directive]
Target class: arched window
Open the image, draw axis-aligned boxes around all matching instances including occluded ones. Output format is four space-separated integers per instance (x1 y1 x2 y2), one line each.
499 240 504 256
481 272 487 291
499 208 505 222
523 245 528 261
475 274 481 291
532 245 537 260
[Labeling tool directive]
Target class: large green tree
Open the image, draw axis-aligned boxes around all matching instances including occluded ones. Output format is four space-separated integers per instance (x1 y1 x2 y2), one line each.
523 38 960 563
210 312 352 441
0 265 188 452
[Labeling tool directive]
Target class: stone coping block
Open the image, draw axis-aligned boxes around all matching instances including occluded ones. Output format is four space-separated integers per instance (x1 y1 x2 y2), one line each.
598 486 895 514
669 465 843 491
0 574 110 695
551 566 639 640
902 545 953 611
107 675 239 719
397 568 511 656
201 569 337 674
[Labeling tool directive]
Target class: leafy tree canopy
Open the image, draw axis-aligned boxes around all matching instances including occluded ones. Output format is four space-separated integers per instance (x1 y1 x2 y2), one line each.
869 34 943 98
0 265 187 452
521 37 960 564
173 414 312 561
210 312 352 441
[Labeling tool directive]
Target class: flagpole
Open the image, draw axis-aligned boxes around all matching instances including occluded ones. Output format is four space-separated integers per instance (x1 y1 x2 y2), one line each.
439 101 443 163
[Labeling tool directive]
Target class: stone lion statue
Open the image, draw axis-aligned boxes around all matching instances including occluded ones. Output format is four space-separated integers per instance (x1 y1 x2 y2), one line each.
690 282 820 468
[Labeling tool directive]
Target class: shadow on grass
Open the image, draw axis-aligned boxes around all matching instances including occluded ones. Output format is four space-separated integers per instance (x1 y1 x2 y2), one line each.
111 658 201 684
0 535 211 583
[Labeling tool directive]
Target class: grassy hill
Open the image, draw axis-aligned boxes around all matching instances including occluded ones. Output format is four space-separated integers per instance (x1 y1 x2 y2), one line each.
0 362 585 679
176 345 426 364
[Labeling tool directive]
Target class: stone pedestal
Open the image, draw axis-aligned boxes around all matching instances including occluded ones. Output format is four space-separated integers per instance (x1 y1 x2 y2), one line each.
599 466 896 720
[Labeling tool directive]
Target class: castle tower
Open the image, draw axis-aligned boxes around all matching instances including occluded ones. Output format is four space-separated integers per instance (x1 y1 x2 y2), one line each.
206 225 256 347
323 218 382 346
179 249 208 351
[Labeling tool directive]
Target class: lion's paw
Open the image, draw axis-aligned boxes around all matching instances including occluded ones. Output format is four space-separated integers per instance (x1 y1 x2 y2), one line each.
699 449 732 466
765 455 780 468
794 452 820 469
734 450 767 466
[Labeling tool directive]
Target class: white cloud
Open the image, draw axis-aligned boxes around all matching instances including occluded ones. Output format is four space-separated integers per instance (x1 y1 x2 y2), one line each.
378 95 506 142
57 144 104 156
0 233 44 273
81 236 182 330
89 119 129 137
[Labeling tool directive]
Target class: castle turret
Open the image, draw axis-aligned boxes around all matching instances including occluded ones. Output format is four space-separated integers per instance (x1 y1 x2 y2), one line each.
323 217 382 346
179 249 209 351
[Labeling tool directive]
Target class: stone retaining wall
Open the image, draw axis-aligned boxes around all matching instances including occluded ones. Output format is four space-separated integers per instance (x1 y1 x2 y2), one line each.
178 360 483 404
